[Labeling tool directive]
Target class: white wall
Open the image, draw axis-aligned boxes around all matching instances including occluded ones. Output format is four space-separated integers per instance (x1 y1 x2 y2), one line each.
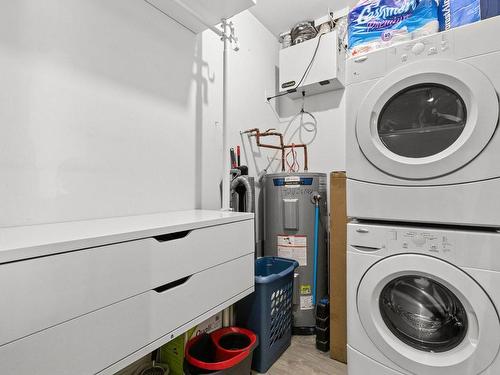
200 10 280 211
239 46 346 251
216 12 346 181
0 0 345 233
275 90 346 173
199 9 346 251
0 0 221 227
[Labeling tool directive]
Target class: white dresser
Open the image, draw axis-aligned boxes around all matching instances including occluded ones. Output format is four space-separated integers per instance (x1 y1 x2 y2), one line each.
0 210 255 375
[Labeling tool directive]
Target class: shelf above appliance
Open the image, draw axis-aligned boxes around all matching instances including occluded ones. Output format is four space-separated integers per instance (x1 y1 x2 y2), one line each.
145 0 256 34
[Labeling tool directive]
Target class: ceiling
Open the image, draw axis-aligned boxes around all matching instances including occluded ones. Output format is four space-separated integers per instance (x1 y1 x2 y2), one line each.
249 0 355 37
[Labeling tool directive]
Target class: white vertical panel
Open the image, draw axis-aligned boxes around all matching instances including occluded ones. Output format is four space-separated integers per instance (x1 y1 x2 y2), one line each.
0 0 220 226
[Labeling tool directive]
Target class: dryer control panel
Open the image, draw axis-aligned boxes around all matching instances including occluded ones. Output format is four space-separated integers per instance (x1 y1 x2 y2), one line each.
346 27 455 85
387 31 454 70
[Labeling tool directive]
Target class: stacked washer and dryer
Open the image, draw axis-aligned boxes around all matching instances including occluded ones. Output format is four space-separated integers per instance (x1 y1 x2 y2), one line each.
345 17 500 375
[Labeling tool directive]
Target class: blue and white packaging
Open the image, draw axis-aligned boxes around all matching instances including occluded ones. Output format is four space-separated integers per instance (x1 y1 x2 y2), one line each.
348 0 439 57
438 0 481 30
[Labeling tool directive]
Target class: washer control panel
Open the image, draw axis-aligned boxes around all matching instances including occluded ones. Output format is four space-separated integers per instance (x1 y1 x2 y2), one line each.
387 229 454 255
348 223 500 272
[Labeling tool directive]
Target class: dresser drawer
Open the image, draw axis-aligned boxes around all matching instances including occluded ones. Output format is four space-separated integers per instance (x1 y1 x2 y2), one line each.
0 253 254 375
0 219 253 346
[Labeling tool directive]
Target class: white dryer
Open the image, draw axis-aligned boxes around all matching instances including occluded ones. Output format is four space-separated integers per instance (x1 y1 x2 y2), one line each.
347 222 500 375
346 17 500 227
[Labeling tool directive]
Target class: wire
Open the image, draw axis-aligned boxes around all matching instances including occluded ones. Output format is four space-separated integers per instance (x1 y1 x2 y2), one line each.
285 144 300 172
266 90 295 101
266 32 326 102
293 32 325 90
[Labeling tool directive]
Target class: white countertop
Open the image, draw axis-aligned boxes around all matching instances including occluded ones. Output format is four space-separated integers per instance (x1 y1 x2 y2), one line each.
0 210 254 264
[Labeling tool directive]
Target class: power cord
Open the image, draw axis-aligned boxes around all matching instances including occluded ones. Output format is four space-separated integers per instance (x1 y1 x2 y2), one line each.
292 32 325 91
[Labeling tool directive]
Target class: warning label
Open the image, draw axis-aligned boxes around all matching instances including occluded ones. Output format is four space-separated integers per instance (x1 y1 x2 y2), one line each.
277 235 307 266
300 285 311 295
300 295 314 310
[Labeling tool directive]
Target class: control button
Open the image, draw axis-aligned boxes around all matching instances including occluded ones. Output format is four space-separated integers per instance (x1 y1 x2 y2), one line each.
428 47 438 55
401 54 409 62
412 42 425 55
413 236 426 247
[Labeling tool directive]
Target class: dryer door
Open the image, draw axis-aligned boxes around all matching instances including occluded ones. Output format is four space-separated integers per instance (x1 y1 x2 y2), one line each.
357 254 500 375
356 59 499 180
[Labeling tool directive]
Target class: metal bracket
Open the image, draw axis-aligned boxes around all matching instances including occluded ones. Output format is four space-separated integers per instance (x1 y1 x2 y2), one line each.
220 19 239 51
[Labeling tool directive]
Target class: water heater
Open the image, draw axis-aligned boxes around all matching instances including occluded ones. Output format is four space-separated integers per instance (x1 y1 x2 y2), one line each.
263 172 328 334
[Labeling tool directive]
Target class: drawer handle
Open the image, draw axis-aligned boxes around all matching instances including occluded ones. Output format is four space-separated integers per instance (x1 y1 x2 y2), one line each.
154 275 191 293
354 56 368 63
352 245 381 252
154 230 191 242
356 228 369 234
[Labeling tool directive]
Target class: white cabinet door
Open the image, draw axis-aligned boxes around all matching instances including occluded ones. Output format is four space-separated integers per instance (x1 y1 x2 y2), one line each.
0 254 254 375
0 220 253 346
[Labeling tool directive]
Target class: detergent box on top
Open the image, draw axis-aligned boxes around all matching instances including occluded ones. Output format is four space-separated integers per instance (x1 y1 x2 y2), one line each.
438 0 481 30
348 0 439 57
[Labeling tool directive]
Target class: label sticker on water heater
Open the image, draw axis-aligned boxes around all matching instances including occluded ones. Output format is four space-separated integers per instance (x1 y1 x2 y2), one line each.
273 177 313 187
285 176 301 183
300 285 311 295
277 235 307 266
300 295 314 310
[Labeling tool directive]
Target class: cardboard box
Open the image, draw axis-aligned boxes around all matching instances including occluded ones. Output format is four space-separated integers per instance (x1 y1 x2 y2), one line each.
158 312 223 375
329 172 347 364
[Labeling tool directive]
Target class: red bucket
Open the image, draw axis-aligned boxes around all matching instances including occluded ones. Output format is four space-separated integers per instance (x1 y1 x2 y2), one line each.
185 327 258 373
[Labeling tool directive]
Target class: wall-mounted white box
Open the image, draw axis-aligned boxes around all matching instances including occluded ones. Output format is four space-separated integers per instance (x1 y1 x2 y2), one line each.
279 30 345 98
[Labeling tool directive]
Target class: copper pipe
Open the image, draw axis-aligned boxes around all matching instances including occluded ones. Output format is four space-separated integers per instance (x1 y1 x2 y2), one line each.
258 131 285 172
243 128 286 171
244 128 309 172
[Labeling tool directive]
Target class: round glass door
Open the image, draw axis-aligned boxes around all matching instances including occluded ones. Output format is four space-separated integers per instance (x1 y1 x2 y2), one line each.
355 60 499 179
379 275 468 353
378 84 467 158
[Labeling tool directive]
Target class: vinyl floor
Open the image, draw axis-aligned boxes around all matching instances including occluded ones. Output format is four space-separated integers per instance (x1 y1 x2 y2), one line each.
258 335 348 375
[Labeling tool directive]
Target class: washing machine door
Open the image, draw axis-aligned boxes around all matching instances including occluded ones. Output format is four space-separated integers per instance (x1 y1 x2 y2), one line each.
355 59 499 180
357 254 500 375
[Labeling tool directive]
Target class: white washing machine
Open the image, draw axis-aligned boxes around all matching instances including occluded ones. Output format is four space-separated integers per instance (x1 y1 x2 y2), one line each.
346 17 500 227
347 221 500 375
